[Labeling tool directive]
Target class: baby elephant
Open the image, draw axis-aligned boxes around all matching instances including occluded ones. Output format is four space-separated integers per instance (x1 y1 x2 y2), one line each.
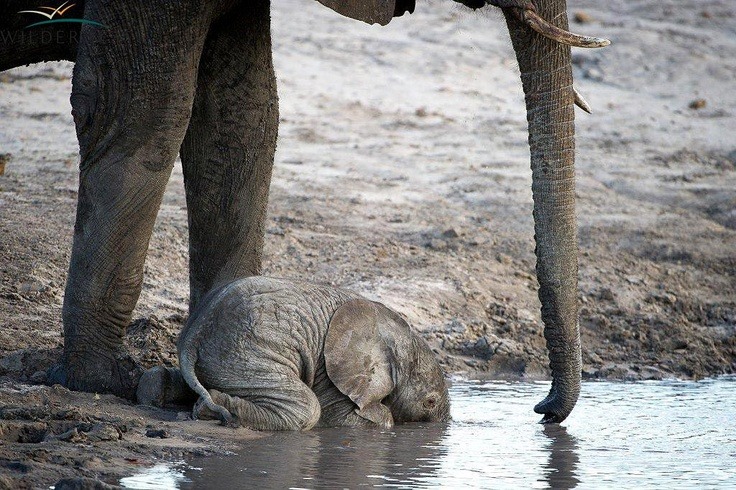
174 277 450 430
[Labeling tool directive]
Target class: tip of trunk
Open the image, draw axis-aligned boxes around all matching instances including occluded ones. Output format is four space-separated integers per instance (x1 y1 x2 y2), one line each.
534 375 581 423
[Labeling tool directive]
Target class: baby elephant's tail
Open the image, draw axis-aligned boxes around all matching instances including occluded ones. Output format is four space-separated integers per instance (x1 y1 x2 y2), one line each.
179 345 233 425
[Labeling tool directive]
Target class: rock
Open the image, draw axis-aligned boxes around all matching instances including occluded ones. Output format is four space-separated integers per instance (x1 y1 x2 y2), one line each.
427 239 447 251
474 336 490 351
595 363 637 380
19 280 47 294
472 334 503 360
599 288 615 301
586 351 603 364
2 461 32 474
0 153 10 176
30 370 47 384
672 339 688 350
573 11 593 23
87 423 121 442
441 228 459 239
689 98 706 110
495 253 512 264
54 477 119 490
145 428 169 439
582 366 598 379
23 425 50 444
56 427 86 443
514 270 535 281
445 319 466 334
175 412 191 421
495 340 516 356
640 366 665 380
0 352 24 375
648 291 677 305
81 457 104 469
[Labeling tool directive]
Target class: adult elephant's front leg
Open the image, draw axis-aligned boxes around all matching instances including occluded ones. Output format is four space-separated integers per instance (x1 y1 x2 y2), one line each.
180 0 279 310
57 0 213 399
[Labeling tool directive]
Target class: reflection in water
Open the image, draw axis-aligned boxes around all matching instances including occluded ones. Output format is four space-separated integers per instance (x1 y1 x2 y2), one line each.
120 377 736 489
543 425 580 489
119 462 189 489
182 424 448 488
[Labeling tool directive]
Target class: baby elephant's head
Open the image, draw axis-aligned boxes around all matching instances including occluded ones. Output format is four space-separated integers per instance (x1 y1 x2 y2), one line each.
325 299 451 428
384 334 451 424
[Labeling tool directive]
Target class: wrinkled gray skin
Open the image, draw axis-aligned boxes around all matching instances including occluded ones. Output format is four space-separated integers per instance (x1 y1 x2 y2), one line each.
153 277 451 430
1 0 582 422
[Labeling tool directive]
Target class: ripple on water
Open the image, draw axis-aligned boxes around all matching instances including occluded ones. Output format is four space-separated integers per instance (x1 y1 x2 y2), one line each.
119 377 736 489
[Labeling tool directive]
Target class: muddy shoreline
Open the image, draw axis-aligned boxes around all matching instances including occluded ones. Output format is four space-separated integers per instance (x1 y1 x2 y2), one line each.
1 0 734 487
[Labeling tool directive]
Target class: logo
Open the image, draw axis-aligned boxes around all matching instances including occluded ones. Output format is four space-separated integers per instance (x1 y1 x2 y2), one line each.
18 1 105 28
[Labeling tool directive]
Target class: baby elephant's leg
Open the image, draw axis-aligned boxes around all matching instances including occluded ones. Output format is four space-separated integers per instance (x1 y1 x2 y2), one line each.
207 381 321 431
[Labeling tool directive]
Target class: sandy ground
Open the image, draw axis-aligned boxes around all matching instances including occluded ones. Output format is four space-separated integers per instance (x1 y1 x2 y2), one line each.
0 0 734 487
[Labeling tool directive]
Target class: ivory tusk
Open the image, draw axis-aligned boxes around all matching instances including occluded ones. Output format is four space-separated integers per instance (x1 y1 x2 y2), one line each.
517 8 611 48
573 87 592 113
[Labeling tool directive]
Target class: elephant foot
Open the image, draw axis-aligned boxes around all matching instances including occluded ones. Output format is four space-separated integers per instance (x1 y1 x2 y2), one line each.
193 389 236 426
137 366 197 407
47 351 144 401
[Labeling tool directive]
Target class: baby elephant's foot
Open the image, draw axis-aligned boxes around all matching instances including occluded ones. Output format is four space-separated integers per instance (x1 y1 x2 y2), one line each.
136 366 197 407
193 389 236 426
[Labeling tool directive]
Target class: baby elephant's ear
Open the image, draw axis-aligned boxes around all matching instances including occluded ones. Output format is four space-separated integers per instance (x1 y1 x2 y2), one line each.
325 299 395 425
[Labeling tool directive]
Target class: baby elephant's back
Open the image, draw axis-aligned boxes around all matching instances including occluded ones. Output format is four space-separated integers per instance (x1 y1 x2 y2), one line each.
179 277 357 392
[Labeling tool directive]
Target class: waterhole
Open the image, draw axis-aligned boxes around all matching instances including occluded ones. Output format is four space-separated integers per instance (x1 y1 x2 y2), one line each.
120 377 735 489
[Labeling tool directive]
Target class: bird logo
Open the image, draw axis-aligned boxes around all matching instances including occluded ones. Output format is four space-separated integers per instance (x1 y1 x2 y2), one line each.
18 1 105 28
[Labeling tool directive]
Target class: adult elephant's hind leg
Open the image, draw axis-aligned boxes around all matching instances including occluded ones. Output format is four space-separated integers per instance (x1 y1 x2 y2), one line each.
180 0 279 311
58 0 213 399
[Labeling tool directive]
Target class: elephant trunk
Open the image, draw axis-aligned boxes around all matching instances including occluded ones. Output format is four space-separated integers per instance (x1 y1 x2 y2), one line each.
503 1 580 423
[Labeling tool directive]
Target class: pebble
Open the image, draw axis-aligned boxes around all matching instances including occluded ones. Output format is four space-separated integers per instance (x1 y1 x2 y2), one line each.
574 11 594 23
689 99 706 110
87 423 121 442
442 228 459 239
19 280 47 294
145 429 169 439
446 319 466 334
56 428 86 443
427 239 447 251
0 153 9 176
495 253 512 264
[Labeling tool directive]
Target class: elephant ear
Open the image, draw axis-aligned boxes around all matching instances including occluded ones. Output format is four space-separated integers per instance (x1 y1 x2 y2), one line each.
325 299 395 426
315 0 415 26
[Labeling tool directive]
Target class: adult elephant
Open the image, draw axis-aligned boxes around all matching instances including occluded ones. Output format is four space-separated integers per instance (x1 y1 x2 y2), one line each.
0 0 608 423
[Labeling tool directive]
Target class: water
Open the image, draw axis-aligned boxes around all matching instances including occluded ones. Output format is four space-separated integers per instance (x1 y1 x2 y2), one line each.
120 377 736 489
